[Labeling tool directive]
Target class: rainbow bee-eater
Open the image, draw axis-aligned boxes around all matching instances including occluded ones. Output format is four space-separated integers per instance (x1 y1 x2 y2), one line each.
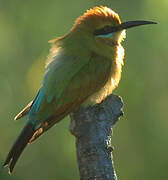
3 6 156 174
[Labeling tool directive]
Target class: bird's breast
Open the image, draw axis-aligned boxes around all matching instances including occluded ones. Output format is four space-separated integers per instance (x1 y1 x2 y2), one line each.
84 44 125 106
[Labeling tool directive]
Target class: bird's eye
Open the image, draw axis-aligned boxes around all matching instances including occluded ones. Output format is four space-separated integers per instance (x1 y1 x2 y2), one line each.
94 25 112 36
102 25 112 33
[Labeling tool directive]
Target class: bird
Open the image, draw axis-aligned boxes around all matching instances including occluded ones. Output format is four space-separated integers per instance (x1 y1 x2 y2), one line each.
3 6 156 174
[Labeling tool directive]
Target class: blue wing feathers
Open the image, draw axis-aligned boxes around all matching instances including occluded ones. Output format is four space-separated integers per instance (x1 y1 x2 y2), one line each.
30 87 45 115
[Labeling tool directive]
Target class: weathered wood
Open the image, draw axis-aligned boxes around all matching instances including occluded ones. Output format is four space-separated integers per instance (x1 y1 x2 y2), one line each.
70 94 123 180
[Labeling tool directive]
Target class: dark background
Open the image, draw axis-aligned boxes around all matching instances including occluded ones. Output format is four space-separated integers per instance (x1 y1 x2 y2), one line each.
0 0 167 179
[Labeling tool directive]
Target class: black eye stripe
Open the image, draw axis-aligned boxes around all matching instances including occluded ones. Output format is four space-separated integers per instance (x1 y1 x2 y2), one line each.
94 25 121 36
94 25 112 35
102 25 112 32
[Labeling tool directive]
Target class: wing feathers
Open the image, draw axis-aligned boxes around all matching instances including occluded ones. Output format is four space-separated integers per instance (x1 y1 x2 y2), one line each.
28 53 111 141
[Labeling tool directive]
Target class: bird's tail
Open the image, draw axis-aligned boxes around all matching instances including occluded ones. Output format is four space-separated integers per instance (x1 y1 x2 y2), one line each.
3 123 34 174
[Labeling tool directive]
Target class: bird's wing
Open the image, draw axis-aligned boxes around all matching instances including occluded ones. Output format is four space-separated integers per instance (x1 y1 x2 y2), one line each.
29 52 112 142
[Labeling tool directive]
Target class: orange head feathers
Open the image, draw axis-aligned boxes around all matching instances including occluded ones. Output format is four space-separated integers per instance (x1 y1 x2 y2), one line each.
72 6 121 32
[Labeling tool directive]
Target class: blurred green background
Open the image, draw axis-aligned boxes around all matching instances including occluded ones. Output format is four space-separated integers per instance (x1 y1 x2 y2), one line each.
0 0 167 179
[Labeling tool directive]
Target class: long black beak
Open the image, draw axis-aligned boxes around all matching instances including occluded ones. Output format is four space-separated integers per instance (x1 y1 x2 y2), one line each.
119 20 157 30
94 20 157 36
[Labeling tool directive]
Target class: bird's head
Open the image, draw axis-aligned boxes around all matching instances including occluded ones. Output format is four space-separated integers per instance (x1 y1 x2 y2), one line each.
69 6 156 56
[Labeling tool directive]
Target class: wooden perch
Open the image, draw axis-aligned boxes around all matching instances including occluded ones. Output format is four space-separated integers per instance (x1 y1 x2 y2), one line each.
69 94 123 180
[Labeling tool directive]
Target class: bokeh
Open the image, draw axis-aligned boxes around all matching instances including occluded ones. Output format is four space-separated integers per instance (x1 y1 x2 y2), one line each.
0 0 167 179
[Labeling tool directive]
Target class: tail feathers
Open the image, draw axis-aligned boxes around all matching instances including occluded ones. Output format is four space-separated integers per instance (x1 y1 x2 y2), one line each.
3 123 34 174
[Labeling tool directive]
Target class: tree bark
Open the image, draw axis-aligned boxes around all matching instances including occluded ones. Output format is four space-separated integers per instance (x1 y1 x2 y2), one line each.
69 94 123 180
